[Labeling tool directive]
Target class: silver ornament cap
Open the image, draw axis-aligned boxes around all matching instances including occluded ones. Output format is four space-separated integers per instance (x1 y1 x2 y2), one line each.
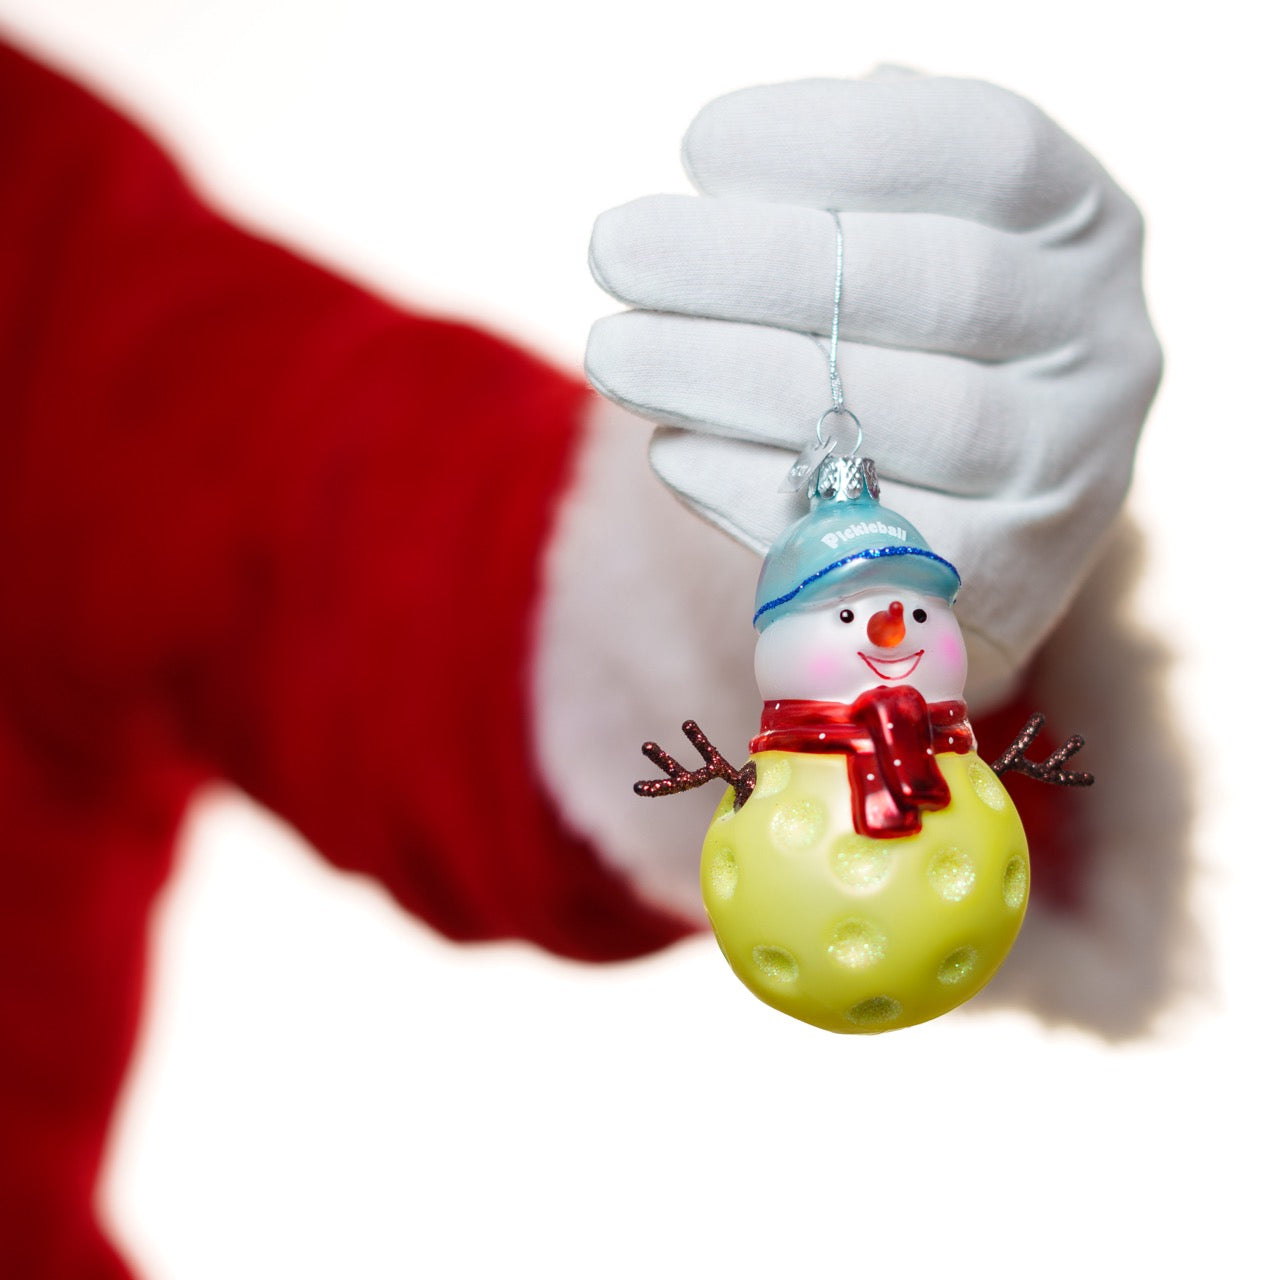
810 453 880 506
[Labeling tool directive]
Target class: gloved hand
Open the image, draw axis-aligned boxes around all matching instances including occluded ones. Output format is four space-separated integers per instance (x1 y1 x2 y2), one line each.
585 73 1161 708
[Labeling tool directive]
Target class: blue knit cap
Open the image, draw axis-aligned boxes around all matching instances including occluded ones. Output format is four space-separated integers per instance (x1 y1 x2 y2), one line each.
753 457 960 632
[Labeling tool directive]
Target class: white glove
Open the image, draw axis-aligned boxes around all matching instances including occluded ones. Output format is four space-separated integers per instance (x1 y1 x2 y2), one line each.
585 73 1161 708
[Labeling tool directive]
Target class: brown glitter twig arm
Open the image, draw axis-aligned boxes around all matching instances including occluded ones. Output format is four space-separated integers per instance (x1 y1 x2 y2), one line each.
635 720 757 811
991 713 1094 787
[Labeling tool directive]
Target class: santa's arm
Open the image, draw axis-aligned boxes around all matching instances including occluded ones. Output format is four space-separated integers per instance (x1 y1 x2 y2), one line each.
0 38 691 961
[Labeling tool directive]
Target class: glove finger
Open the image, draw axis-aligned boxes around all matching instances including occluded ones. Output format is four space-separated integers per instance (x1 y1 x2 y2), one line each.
591 195 1092 361
588 310 1046 498
649 430 798 556
682 77 1105 233
877 479 1107 665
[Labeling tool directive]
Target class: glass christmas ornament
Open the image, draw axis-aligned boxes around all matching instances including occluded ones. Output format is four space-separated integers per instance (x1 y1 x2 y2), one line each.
636 452 1091 1034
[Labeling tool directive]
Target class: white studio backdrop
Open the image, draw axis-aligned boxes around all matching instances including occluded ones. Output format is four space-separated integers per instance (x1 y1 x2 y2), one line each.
1 2 1275 1276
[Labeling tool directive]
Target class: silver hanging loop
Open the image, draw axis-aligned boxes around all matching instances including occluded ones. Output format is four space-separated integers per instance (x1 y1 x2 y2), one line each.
816 404 862 454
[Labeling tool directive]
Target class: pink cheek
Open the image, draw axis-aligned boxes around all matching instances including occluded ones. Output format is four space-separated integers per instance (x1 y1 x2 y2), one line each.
806 650 847 683
934 633 965 677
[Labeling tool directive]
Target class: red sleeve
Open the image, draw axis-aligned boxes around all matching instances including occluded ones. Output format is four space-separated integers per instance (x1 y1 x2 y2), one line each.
0 42 689 1273
0 38 689 963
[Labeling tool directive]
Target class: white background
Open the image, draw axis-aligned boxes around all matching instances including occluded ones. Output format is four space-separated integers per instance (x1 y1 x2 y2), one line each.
1 2 1275 1277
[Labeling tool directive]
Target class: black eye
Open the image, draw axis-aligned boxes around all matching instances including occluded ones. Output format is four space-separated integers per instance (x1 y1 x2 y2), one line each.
912 608 928 623
839 609 855 624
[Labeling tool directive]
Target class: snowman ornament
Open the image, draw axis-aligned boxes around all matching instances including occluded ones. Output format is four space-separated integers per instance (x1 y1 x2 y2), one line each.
637 452 1092 1034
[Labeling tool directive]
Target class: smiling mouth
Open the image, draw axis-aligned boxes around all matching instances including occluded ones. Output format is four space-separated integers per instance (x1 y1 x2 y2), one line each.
859 650 924 681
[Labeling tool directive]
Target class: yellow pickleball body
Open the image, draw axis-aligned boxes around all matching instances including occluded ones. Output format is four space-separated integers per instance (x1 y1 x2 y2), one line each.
701 750 1029 1033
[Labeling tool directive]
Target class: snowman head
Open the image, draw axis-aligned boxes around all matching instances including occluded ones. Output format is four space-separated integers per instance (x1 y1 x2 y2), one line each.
753 460 965 705
754 585 967 704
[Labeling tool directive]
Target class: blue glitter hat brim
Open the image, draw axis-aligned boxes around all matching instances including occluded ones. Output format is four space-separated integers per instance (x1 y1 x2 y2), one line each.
753 545 961 628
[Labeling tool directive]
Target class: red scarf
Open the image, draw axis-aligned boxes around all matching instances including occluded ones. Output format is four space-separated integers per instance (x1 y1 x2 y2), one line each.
750 689 973 838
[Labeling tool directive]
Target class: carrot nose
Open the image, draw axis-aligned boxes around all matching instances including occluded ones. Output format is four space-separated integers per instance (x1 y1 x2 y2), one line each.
867 601 906 648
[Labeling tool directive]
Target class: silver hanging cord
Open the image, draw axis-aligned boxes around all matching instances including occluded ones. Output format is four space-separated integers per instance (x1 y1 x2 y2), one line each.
780 210 863 492
828 208 846 411
819 210 861 450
